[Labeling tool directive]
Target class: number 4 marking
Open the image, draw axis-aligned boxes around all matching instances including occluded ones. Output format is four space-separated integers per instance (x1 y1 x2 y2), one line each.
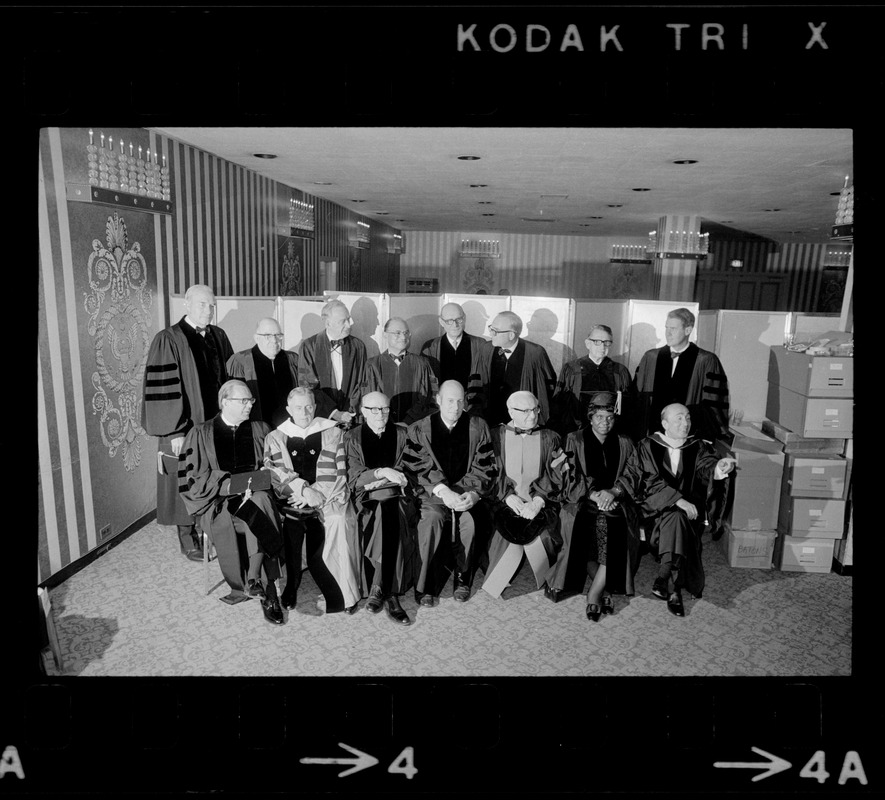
800 751 867 786
388 747 417 780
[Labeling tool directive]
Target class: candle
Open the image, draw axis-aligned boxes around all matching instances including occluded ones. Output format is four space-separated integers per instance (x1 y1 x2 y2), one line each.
129 142 133 157
146 148 150 163
162 154 166 167
109 136 113 151
89 128 94 145
100 132 105 148
138 145 142 159
119 138 124 154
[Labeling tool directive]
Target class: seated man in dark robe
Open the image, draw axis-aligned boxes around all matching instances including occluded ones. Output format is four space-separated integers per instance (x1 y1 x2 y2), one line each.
179 380 285 625
402 380 497 607
142 283 233 561
482 391 567 600
344 391 418 625
226 317 298 428
364 318 438 427
638 403 735 617
420 302 491 416
264 387 361 615
297 299 367 426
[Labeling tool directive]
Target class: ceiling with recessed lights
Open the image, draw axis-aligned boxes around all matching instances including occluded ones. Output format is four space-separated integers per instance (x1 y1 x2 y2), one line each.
152 127 852 242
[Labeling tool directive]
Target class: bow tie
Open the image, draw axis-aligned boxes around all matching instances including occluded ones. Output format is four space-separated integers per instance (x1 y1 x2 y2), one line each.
330 339 344 351
514 427 535 435
195 326 207 335
391 354 403 365
497 347 512 357
670 349 683 359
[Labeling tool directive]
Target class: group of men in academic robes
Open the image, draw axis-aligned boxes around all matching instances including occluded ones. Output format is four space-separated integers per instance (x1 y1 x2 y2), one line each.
142 289 735 625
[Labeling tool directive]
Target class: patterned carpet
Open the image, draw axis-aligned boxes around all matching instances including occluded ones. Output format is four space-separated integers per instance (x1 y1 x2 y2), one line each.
43 521 852 677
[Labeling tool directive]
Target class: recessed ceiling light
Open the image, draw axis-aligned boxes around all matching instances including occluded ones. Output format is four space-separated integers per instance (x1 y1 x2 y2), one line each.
764 208 781 212
469 184 488 188
312 181 334 186
252 153 277 159
587 216 603 219
482 213 496 216
607 204 623 208
458 155 481 160
477 201 493 205
720 220 733 223
672 159 698 165
632 188 651 192
374 211 389 215
395 219 406 222
350 199 366 203
830 191 841 196
579 224 593 227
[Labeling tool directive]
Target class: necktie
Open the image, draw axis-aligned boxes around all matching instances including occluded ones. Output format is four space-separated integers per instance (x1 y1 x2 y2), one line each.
670 350 681 359
392 354 403 366
330 339 343 351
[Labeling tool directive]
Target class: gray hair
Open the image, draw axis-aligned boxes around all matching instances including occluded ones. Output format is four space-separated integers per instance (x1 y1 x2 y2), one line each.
321 299 348 320
287 386 315 403
496 310 523 336
218 379 249 406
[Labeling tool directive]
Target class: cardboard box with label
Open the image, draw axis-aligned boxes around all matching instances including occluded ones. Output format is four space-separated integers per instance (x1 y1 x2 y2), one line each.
778 496 847 538
768 346 854 397
783 455 848 499
727 424 784 531
718 528 776 569
765 384 853 438
774 535 835 573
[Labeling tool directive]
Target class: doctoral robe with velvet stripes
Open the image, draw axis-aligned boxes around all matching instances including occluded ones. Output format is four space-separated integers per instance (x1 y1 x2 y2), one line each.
633 343 730 443
297 333 367 420
263 419 361 608
142 320 233 525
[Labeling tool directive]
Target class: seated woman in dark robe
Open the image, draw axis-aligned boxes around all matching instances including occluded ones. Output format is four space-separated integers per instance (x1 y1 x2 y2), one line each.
551 392 643 621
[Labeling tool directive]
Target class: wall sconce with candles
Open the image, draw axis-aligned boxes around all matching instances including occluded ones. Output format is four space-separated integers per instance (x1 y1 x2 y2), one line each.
288 198 316 238
68 128 173 214
459 238 501 258
349 220 371 249
645 228 710 260
610 243 652 264
831 175 854 240
387 233 405 254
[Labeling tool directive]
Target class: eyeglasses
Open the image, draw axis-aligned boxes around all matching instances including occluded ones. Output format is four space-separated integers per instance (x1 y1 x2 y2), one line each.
510 407 540 414
362 406 391 414
441 317 465 325
488 326 513 336
386 331 409 338
257 333 284 340
587 338 613 346
227 397 256 406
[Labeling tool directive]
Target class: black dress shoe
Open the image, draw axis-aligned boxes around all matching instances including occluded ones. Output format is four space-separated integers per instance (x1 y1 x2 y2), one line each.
586 603 602 622
184 548 204 562
344 602 360 615
281 588 297 610
601 595 615 615
247 579 266 599
419 595 437 608
667 591 685 617
261 596 285 625
652 578 669 600
453 584 470 602
543 584 564 603
366 585 384 614
384 596 412 626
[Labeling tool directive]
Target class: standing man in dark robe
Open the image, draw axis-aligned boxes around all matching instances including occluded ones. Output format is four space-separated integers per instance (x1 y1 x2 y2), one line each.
638 403 735 617
482 391 567 600
551 324 636 438
485 310 557 428
297 299 367 426
179 380 285 625
142 284 233 561
632 308 730 443
402 380 497 607
226 317 298 428
344 391 418 626
420 302 491 415
264 387 361 615
363 318 438 427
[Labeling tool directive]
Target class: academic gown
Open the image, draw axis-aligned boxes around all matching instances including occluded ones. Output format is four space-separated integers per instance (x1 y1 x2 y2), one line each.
179 417 283 595
484 425 566 594
633 343 730 442
485 338 557 426
263 418 361 609
363 351 439 426
297 332 367 420
420 333 492 414
551 356 636 437
344 423 418 595
142 320 233 525
226 347 299 428
636 432 729 598
545 430 643 596
402 413 497 595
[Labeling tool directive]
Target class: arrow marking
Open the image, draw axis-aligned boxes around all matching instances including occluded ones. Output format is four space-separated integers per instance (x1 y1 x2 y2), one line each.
300 742 379 778
714 746 792 782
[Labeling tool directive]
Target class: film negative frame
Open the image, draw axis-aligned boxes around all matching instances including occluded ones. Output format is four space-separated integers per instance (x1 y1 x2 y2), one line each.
16 3 876 796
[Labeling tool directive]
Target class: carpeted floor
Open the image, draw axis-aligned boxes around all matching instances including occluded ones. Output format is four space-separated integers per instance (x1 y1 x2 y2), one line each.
43 521 851 677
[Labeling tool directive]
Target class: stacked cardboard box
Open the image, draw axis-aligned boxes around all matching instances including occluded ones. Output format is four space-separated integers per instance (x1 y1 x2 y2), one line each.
717 424 782 569
764 347 853 573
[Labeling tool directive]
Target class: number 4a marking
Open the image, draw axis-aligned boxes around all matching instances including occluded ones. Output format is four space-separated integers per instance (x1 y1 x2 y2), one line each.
388 747 417 780
800 751 868 786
